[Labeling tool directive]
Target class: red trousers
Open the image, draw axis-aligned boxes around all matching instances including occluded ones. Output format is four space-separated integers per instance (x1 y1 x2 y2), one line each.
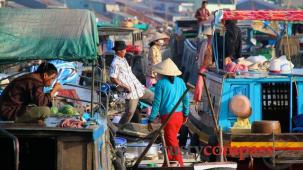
161 112 184 166
193 67 207 102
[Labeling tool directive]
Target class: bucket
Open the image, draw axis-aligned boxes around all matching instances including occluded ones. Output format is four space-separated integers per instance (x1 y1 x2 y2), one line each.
114 137 127 148
140 118 149 124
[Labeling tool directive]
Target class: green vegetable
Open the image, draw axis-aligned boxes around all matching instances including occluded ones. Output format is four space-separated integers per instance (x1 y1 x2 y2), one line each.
50 106 58 114
59 105 75 115
56 112 64 116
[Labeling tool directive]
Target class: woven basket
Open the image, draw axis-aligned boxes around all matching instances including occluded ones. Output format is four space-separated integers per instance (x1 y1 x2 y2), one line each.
121 21 134 28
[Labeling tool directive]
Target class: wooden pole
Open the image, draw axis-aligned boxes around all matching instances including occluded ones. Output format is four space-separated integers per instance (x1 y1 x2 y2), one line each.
160 131 170 167
200 73 219 133
91 61 95 117
200 72 227 162
219 128 224 162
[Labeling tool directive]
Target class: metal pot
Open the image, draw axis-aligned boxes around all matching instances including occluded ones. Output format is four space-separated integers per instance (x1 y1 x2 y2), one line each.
229 95 251 119
126 142 159 158
251 121 281 134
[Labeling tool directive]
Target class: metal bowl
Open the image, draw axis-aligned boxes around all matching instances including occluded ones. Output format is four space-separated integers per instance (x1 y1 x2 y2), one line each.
229 95 251 119
126 142 159 159
251 121 281 134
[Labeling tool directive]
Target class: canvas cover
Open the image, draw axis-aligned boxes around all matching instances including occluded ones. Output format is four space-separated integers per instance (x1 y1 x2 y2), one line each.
0 9 99 63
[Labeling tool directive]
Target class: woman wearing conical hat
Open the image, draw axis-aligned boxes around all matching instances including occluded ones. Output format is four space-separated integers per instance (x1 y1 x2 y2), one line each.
147 58 190 167
146 32 169 88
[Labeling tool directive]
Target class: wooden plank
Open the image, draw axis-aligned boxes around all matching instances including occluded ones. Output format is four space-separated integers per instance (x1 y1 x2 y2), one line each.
194 162 237 170
55 136 89 142
275 159 303 164
188 113 215 136
100 132 108 170
0 123 97 132
186 119 209 144
87 142 92 170
128 167 193 170
276 150 303 159
230 141 303 148
201 76 223 121
57 136 92 170
60 137 99 170
274 150 303 164
101 130 113 170
57 140 64 170
64 141 85 169
225 133 303 142
93 141 99 170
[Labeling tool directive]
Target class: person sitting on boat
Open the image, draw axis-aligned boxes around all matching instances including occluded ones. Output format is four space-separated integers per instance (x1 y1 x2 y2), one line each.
147 58 190 167
214 20 243 69
225 20 242 62
109 40 154 126
146 32 169 88
0 62 62 121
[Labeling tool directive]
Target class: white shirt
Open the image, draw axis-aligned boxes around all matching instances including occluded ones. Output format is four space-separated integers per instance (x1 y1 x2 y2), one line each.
109 55 145 99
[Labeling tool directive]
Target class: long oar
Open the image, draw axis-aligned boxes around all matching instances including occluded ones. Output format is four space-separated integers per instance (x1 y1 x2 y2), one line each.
200 72 227 162
199 73 219 133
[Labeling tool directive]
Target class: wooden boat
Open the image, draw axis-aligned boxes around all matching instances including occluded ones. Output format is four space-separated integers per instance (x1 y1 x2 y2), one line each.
168 9 303 169
0 8 111 170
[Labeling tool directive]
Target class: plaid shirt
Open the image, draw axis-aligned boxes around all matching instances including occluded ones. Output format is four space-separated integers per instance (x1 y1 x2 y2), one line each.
109 55 145 99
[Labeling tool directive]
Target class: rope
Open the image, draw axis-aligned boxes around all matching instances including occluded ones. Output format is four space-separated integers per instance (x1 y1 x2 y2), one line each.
213 32 219 72
251 0 254 10
285 21 294 73
106 141 117 160
294 77 299 96
285 22 291 60
222 29 225 70
272 132 276 166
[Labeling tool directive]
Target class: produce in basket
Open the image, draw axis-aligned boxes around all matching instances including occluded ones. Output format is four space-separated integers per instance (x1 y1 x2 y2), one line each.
59 104 77 115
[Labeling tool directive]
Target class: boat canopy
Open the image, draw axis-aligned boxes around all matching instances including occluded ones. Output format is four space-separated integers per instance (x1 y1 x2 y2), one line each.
216 10 303 21
0 9 99 64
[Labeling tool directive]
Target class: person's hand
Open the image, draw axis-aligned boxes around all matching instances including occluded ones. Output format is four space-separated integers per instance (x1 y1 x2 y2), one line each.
223 27 227 32
183 116 188 124
148 122 153 132
124 86 131 93
224 57 232 65
53 83 62 91
51 83 62 97
117 82 131 93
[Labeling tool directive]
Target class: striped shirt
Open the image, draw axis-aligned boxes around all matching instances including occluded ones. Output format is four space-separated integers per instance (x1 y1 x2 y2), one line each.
109 55 145 99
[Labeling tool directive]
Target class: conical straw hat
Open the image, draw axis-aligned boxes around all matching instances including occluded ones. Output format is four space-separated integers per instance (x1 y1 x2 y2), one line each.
152 58 182 76
149 32 169 43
